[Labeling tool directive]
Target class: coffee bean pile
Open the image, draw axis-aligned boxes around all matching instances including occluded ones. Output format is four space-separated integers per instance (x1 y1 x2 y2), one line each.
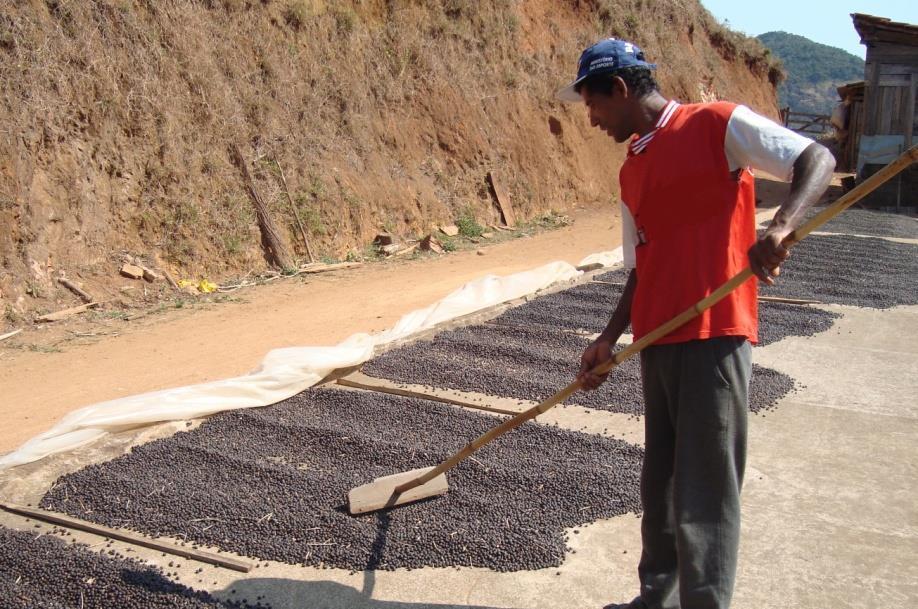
595 268 631 283
763 234 918 308
803 207 918 240
492 281 838 347
758 302 840 346
363 323 794 414
365 322 646 413
0 525 262 608
493 282 624 334
748 365 796 413
41 388 644 572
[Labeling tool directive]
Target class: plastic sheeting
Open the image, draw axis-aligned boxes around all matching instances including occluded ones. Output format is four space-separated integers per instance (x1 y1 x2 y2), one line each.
0 253 622 470
576 249 624 270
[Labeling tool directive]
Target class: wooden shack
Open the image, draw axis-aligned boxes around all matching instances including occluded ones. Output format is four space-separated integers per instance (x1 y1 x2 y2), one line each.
852 13 918 209
835 81 865 174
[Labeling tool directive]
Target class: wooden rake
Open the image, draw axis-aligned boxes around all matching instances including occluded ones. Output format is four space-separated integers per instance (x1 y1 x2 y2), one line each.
348 146 918 515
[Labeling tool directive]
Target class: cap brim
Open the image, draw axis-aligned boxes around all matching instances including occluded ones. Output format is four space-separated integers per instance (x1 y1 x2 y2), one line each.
556 77 586 103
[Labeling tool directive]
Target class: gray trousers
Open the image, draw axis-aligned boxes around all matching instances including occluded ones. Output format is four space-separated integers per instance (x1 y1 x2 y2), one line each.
637 336 751 609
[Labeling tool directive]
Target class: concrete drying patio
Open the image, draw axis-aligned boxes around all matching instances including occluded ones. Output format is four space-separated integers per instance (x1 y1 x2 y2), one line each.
1 234 916 609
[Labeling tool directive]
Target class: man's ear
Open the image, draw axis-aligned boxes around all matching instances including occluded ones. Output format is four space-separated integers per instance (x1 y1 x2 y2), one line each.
611 75 629 99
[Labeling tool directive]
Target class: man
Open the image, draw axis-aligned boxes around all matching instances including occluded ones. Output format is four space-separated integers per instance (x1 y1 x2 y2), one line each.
557 39 835 609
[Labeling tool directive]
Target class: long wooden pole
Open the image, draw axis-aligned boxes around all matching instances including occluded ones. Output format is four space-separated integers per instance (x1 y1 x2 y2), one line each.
393 145 918 495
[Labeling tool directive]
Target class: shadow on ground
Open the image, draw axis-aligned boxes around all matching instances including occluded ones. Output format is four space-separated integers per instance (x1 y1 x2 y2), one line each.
754 175 843 208
213 512 525 609
215 578 523 609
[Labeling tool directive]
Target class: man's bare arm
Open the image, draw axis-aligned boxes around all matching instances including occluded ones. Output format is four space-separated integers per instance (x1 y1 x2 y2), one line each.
749 142 836 284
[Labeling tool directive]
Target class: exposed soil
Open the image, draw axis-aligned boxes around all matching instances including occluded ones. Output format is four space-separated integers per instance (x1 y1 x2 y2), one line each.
1 1 780 323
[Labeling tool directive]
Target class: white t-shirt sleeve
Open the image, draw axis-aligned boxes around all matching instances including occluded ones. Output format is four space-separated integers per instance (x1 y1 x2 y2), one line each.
724 105 813 181
620 201 637 269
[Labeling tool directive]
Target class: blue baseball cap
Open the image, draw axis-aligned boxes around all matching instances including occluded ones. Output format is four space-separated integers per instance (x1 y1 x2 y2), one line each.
557 38 656 102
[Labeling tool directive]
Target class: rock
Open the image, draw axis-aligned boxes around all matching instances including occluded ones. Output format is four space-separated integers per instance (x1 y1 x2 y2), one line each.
420 235 444 254
120 264 144 280
380 243 401 256
476 249 485 256
373 232 394 246
141 267 161 283
439 224 459 237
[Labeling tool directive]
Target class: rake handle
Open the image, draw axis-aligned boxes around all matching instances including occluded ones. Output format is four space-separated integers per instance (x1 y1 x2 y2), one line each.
395 145 918 495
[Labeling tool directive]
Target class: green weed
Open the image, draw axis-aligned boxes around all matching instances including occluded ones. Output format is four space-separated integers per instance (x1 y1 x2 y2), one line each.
456 209 484 238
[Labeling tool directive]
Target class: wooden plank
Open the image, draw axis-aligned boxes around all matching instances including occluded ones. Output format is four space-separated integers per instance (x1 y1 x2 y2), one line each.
488 170 516 227
298 261 362 274
35 302 100 323
879 87 894 135
337 374 519 416
0 502 252 573
878 75 911 87
866 62 881 135
907 73 916 149
483 319 595 339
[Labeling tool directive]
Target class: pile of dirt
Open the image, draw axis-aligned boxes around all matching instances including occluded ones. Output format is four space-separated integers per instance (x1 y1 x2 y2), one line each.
0 0 780 321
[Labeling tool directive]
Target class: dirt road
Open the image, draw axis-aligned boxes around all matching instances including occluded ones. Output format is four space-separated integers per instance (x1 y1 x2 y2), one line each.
0 207 621 454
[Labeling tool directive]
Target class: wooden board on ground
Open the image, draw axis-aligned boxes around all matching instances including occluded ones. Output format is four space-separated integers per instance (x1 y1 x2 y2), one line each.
337 372 518 415
759 296 822 305
36 302 100 323
488 170 516 227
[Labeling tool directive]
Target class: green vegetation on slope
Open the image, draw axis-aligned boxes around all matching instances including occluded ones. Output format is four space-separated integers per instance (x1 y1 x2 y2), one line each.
757 31 864 115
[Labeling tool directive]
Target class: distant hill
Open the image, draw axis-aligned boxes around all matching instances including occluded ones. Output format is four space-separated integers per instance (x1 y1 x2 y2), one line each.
757 31 865 115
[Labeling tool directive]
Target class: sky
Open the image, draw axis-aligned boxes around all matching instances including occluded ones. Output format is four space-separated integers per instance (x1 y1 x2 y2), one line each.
700 0 918 58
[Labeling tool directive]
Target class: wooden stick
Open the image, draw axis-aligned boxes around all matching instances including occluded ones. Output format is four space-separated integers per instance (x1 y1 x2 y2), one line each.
0 328 22 342
162 270 180 290
337 376 518 416
58 278 94 303
36 302 100 323
275 158 316 263
0 502 252 573
393 144 918 495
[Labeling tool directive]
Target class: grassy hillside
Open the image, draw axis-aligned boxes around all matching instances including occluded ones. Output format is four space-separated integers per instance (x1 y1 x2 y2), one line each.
0 0 780 321
757 31 864 115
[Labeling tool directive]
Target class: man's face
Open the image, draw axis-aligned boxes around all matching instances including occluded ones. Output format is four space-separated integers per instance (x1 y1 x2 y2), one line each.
582 85 630 143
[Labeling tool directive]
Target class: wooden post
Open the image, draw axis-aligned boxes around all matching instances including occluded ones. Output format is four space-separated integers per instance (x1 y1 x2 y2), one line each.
274 158 317 263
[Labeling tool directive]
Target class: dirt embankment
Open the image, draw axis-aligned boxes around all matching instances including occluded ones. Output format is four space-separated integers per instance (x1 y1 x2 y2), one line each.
0 0 781 322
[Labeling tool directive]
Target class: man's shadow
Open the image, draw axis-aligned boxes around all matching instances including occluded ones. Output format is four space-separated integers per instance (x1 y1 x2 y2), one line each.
212 511 523 609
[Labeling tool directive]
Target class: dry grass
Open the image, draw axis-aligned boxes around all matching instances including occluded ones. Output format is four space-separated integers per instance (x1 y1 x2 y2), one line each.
0 0 781 316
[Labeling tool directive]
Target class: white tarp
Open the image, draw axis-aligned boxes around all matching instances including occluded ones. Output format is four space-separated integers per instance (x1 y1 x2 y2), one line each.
0 251 622 470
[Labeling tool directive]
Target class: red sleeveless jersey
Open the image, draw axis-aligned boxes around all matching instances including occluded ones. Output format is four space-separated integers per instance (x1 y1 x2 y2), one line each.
620 102 758 345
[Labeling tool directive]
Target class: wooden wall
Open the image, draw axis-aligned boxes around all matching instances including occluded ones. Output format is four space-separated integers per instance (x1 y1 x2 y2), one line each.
863 41 918 147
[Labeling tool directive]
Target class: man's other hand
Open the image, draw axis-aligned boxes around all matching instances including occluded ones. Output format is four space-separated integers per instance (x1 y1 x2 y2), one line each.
748 226 791 285
578 338 614 390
